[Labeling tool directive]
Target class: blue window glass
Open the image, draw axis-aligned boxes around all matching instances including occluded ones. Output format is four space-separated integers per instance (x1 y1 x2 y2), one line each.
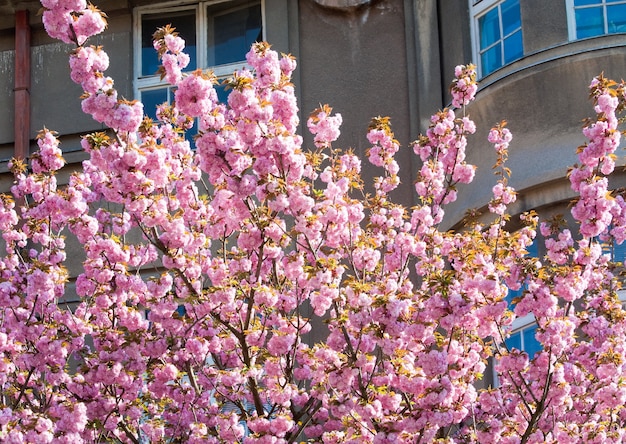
176 304 187 317
614 241 626 264
505 331 522 350
140 87 198 144
601 232 626 264
215 83 231 103
503 31 523 63
501 0 522 35
137 1 262 147
505 240 539 308
503 238 541 361
141 87 170 120
209 4 263 66
607 4 626 32
479 8 501 50
522 325 542 358
141 11 197 77
576 6 605 38
505 324 541 359
573 0 626 39
505 285 521 308
477 0 523 76
481 45 502 77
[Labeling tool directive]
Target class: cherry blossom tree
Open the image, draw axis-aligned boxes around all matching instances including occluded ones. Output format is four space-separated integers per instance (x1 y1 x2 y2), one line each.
1 1 626 442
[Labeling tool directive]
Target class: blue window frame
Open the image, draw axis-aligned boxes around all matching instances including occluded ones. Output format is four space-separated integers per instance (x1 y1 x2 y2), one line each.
473 0 523 77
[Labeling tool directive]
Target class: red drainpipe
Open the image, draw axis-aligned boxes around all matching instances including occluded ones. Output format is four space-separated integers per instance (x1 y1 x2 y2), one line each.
14 10 31 163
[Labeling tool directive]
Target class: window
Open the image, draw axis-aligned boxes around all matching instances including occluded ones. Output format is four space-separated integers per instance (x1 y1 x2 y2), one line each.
601 236 626 264
471 0 523 77
567 0 626 40
504 240 541 358
134 1 264 121
491 238 541 385
505 322 541 358
504 240 539 307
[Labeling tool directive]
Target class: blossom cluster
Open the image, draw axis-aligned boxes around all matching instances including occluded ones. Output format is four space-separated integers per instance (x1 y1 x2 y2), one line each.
153 25 190 84
570 76 626 238
488 122 516 216
3 2 626 443
412 72 478 228
41 0 106 45
450 63 478 109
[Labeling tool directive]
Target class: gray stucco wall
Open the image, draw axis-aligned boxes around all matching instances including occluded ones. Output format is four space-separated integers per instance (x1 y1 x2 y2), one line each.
297 0 419 206
0 49 14 154
30 12 133 150
521 0 569 54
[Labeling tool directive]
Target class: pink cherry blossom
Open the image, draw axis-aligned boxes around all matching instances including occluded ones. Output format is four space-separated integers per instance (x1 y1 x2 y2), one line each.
8 5 626 443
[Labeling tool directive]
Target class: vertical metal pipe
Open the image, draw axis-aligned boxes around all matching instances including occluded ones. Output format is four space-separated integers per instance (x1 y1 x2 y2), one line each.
14 10 31 163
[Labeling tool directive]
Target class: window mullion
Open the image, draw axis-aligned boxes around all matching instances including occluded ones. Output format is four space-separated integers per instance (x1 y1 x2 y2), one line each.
566 0 576 41
502 26 520 41
133 7 144 101
480 40 500 55
261 0 267 41
197 2 208 71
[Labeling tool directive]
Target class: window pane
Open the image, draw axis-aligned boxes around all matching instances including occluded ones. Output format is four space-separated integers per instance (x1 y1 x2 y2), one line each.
208 4 263 66
575 0 601 5
141 88 169 120
608 4 626 32
481 43 502 75
479 8 501 50
613 241 626 264
505 331 522 351
506 287 523 307
215 83 231 103
142 11 197 76
503 30 523 63
576 7 605 38
187 120 198 146
505 241 538 308
523 325 541 359
501 0 521 36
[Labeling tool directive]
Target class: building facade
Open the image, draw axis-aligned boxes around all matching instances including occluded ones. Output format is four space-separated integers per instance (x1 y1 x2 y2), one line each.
2 1 625 221
1 0 626 378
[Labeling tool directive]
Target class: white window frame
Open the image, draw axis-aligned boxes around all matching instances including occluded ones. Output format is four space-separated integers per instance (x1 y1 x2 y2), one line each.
470 0 523 77
133 0 266 101
566 0 626 41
